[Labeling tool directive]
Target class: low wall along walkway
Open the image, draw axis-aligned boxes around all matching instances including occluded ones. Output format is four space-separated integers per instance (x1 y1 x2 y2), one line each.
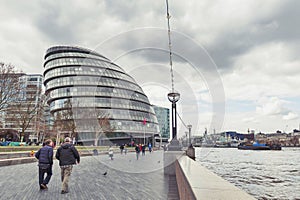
0 147 141 167
175 155 256 200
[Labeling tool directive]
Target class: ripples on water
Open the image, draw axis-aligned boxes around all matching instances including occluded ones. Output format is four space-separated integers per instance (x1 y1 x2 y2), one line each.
196 147 300 200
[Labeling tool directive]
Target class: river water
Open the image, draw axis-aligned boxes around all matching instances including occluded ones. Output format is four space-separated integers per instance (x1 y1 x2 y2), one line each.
195 147 300 200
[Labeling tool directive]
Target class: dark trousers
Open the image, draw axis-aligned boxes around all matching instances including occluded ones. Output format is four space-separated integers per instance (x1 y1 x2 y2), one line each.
39 165 52 185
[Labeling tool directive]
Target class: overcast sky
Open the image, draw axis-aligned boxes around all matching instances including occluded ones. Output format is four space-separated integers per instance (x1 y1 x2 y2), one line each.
1 0 299 135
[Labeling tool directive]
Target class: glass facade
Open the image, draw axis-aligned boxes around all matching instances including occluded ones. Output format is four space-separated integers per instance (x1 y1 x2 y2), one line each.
44 46 159 145
153 105 170 139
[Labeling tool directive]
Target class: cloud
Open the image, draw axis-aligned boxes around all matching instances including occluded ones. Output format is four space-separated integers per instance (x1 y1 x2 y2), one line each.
256 97 288 116
1 0 300 133
222 41 300 102
1 0 299 74
283 112 298 120
242 117 256 123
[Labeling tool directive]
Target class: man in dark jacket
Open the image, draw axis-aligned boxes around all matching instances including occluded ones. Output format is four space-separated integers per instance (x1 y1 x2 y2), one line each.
35 139 54 190
135 144 140 160
55 137 80 194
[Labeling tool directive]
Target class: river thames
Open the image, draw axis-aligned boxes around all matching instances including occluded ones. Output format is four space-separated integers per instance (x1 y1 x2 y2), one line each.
195 147 300 200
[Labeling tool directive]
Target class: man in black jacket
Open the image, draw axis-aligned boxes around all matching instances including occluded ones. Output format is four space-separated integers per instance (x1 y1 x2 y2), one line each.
55 137 80 194
35 139 54 190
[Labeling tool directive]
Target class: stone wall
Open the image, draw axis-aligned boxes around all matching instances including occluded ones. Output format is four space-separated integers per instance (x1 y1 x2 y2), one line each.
175 155 256 200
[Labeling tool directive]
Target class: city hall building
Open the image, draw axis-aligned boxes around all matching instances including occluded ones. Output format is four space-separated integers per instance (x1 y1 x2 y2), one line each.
43 46 159 145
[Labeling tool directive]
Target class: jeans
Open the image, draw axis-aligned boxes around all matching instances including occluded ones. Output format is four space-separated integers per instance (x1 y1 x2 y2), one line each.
38 165 52 186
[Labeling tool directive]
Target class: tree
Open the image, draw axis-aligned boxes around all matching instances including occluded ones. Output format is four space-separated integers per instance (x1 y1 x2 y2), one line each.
72 106 115 146
61 99 77 139
0 62 22 112
94 110 115 146
7 87 43 142
52 98 115 146
53 112 63 146
52 99 77 145
34 94 48 143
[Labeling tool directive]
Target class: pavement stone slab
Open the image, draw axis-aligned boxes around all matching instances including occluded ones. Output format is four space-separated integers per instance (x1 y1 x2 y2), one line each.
0 150 172 200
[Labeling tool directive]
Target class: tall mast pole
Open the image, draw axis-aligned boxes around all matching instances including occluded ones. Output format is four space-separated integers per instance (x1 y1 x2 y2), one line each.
166 0 180 149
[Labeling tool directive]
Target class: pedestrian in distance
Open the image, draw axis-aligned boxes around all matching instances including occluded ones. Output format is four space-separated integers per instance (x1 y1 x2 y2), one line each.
142 144 146 156
93 148 99 156
148 143 152 153
119 144 124 155
124 145 128 155
135 144 140 160
35 139 54 190
55 137 80 194
108 146 114 160
163 144 167 151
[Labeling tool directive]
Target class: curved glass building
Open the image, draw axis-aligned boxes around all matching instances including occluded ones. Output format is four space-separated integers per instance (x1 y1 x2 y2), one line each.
43 46 158 145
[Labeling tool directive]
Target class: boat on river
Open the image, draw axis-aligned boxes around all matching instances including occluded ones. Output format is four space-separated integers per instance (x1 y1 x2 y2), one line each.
238 141 282 150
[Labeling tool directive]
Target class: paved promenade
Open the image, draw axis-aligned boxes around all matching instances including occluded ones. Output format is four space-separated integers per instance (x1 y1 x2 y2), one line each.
0 150 175 200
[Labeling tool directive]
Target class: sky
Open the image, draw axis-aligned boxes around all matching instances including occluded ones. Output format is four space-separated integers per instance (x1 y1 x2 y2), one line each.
1 0 300 136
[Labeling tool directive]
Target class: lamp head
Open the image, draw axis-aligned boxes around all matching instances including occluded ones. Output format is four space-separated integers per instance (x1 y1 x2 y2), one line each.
167 91 180 103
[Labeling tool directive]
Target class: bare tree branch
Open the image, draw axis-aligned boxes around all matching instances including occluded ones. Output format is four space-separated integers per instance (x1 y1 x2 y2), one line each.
7 87 43 141
53 99 77 144
0 62 23 112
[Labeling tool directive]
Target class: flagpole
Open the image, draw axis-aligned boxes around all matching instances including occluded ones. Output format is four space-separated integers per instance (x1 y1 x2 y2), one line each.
144 125 145 145
143 118 146 144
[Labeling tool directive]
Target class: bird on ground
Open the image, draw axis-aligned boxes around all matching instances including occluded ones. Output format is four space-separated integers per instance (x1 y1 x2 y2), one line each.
102 172 107 176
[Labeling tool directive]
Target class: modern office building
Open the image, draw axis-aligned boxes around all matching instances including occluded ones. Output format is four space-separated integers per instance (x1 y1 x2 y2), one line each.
2 74 44 142
153 105 170 140
43 46 159 145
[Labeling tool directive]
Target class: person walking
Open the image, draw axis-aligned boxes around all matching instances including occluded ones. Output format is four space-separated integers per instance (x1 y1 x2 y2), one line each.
55 137 80 194
108 146 114 160
148 143 152 153
135 144 140 160
35 139 54 190
141 144 146 156
119 144 124 155
124 145 127 155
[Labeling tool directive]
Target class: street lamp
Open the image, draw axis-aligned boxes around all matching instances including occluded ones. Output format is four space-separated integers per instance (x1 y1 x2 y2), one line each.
185 131 188 146
167 91 180 149
187 124 192 147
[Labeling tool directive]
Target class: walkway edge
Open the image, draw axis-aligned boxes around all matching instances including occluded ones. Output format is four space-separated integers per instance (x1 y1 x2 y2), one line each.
176 156 256 200
0 157 37 167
